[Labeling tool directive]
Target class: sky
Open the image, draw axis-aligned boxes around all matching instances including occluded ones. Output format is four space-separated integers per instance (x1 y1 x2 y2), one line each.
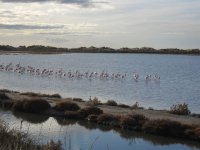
0 0 200 49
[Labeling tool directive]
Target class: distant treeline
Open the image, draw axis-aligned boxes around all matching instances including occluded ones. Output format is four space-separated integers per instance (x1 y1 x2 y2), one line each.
0 45 200 55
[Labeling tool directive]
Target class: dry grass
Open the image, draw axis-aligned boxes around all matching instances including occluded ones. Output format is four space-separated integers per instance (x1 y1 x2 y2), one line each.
86 97 101 106
97 114 119 126
0 119 63 150
78 106 103 119
169 103 191 115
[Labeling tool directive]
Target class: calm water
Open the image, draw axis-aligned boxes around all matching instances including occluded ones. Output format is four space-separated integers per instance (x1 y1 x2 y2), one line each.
0 53 200 112
0 109 200 150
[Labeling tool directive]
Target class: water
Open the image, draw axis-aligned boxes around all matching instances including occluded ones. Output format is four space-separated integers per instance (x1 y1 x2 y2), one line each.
0 109 200 150
0 53 200 113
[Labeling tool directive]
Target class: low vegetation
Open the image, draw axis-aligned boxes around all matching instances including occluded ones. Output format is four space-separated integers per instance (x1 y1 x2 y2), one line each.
169 103 191 115
12 99 51 113
54 101 80 111
78 106 103 118
20 92 61 99
0 119 62 150
105 100 118 106
142 119 192 138
86 97 101 106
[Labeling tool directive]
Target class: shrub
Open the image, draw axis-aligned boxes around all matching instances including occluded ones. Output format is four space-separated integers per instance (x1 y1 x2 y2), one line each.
64 111 79 119
142 119 191 138
105 100 118 106
23 99 51 113
78 106 103 118
120 114 148 130
12 99 51 113
86 97 101 106
97 114 119 126
120 116 136 129
170 103 191 115
54 101 80 112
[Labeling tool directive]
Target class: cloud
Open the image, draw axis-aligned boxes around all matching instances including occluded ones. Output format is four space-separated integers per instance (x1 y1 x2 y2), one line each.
0 23 64 30
0 0 109 7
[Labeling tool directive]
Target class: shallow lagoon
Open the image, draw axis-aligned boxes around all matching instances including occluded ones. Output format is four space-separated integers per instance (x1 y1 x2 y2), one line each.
0 53 200 113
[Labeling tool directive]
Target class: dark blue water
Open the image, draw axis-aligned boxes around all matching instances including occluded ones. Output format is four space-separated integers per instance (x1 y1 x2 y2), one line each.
0 53 200 112
0 110 200 150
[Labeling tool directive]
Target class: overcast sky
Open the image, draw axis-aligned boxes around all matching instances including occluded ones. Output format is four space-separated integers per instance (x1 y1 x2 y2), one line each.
0 0 200 48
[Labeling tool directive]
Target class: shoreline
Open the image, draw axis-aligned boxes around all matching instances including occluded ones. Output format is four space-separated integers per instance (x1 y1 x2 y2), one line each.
0 45 200 55
0 89 200 142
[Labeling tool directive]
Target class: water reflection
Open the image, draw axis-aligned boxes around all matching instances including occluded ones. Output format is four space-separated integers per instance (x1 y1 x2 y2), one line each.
12 111 49 124
0 109 198 150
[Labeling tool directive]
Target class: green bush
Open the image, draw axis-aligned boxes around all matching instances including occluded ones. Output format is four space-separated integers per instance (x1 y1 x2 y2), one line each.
170 103 191 115
54 101 80 112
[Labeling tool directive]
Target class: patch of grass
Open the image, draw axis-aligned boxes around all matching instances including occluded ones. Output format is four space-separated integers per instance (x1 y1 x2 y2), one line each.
12 99 51 113
169 103 191 115
54 101 80 112
78 106 103 118
105 100 118 106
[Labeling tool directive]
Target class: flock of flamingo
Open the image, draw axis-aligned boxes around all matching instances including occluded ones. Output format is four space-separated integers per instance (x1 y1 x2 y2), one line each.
0 62 160 81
